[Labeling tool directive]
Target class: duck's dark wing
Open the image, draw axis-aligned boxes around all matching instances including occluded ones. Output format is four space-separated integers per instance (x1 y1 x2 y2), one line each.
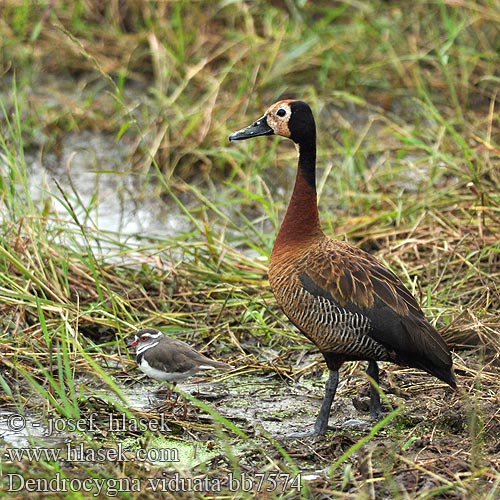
297 240 456 387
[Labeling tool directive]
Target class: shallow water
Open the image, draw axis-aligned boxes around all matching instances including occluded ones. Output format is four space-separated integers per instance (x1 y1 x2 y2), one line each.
0 410 68 449
25 131 190 248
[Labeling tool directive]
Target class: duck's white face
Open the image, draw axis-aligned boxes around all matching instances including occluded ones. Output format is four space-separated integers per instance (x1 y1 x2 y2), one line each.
264 100 293 138
229 99 301 142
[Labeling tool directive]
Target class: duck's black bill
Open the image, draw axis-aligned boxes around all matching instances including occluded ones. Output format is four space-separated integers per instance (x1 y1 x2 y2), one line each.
229 116 274 141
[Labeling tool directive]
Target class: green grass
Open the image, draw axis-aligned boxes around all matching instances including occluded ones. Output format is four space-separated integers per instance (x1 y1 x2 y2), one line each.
0 0 499 498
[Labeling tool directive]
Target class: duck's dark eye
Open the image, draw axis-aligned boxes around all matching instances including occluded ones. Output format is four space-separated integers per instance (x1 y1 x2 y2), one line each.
276 108 286 117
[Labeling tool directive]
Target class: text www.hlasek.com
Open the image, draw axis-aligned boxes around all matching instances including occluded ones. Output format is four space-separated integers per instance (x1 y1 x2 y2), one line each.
3 443 176 463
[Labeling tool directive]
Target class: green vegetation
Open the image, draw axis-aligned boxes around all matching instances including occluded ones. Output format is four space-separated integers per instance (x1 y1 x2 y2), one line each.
0 0 499 498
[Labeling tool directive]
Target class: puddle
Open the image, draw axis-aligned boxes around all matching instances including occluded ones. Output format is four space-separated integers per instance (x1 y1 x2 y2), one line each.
0 385 222 469
0 372 326 459
0 411 69 449
124 371 362 439
143 436 220 468
0 375 250 465
23 131 192 249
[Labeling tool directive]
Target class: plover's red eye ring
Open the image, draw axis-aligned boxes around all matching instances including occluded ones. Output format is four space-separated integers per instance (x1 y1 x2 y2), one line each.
140 335 149 341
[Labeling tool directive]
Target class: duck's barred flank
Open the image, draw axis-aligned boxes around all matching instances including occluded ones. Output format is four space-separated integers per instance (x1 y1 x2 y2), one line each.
230 99 456 437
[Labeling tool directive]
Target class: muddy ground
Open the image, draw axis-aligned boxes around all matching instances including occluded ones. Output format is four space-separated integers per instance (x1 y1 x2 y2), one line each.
114 347 499 499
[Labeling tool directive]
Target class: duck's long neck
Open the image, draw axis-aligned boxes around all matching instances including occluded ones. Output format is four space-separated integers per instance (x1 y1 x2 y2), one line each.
273 140 322 253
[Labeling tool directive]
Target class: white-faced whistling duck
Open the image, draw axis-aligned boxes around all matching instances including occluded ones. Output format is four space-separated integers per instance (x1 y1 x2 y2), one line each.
229 99 456 437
